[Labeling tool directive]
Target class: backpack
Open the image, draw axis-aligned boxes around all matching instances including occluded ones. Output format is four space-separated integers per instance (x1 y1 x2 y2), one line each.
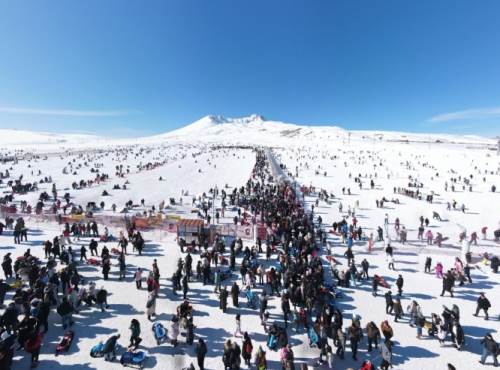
244 341 252 354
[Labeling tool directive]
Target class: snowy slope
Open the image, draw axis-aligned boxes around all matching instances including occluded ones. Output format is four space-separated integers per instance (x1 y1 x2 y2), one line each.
0 118 499 370
1 115 496 153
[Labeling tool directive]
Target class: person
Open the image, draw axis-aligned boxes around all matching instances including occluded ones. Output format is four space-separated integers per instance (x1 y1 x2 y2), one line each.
396 275 404 296
393 298 403 322
242 332 253 366
57 297 74 330
424 256 432 273
280 344 294 370
182 274 189 299
146 291 157 320
186 316 195 345
0 279 10 307
170 315 180 347
379 340 392 370
441 272 455 297
102 257 110 280
214 268 221 293
234 313 243 337
89 238 98 256
453 321 465 350
103 334 120 361
219 286 228 313
254 345 267 370
223 339 233 369
381 320 393 342
231 281 240 308
0 329 16 369
2 253 13 279
361 258 369 279
366 321 380 352
348 321 362 360
474 293 491 320
480 333 498 366
491 255 499 273
24 329 43 368
336 327 346 359
80 245 87 262
196 338 207 370
384 291 394 315
134 268 143 289
416 310 425 339
387 254 395 270
129 319 142 348
372 277 379 297
118 253 126 280
96 287 109 312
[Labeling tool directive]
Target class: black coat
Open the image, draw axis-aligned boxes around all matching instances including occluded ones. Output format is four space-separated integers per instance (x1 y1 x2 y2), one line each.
481 335 499 354
57 301 73 317
1 305 18 325
477 296 491 310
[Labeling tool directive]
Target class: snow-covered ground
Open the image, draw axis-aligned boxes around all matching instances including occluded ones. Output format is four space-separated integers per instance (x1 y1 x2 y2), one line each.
0 116 499 370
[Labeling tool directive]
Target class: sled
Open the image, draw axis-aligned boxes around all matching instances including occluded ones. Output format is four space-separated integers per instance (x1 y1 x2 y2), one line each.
88 258 101 266
308 327 320 348
246 289 257 309
90 342 105 358
9 279 23 289
55 330 74 355
267 334 277 351
120 350 147 369
326 255 336 263
111 248 121 255
152 322 168 345
374 274 390 288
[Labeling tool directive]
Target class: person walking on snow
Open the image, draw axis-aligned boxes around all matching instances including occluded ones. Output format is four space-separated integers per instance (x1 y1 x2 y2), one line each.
474 293 491 320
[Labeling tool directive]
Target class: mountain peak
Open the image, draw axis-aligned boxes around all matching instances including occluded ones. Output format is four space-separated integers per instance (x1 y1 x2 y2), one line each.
202 114 266 125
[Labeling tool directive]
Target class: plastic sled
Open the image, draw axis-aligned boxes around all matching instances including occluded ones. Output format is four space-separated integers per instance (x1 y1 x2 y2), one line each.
10 279 23 289
152 322 168 345
120 350 146 369
90 342 104 358
88 258 101 266
374 274 390 289
246 290 256 308
267 334 277 351
308 327 319 348
56 330 74 355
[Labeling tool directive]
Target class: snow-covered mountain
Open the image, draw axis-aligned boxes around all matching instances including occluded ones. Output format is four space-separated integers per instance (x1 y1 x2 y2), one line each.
0 114 497 151
150 114 347 145
150 114 496 146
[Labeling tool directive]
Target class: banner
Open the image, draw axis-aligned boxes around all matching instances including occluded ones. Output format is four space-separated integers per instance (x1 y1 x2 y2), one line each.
236 225 254 240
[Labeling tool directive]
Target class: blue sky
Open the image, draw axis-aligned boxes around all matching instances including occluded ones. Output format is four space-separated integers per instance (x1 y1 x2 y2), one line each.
0 0 499 137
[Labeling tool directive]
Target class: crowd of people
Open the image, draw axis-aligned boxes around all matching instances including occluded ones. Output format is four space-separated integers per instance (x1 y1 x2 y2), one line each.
0 147 498 370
